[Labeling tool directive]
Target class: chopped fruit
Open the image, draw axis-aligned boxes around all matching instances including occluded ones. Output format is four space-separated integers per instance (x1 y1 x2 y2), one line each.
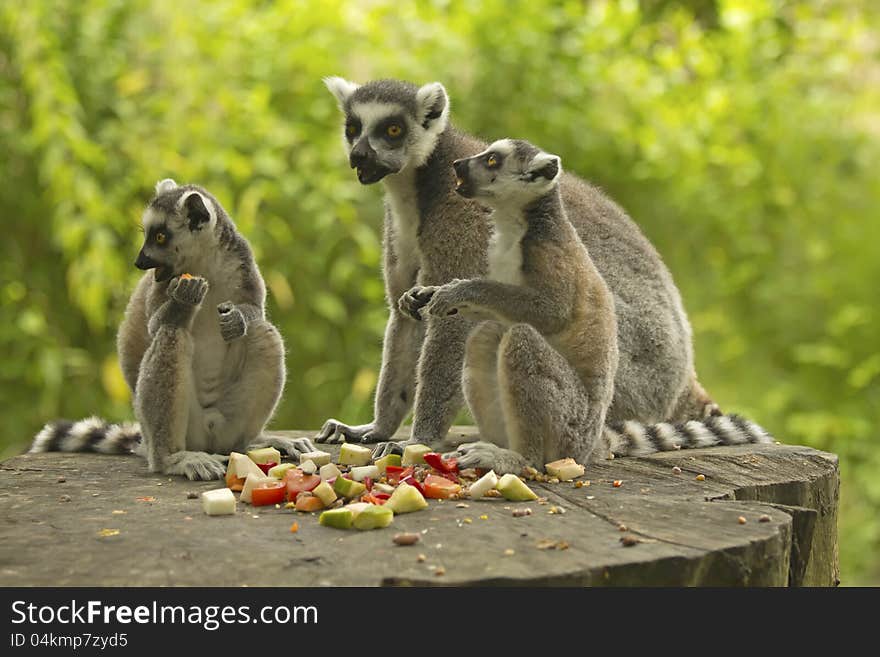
402 444 432 466
319 463 342 482
299 450 332 467
400 474 426 496
300 460 318 475
345 502 370 519
385 465 412 485
612 480 623 488
467 470 498 499
424 452 459 475
353 505 394 530
240 474 275 504
225 452 265 491
247 447 281 466
256 461 278 475
201 488 236 516
423 474 462 499
333 476 366 499
374 453 402 475
385 482 428 514
696 474 706 481
290 522 299 533
319 508 353 529
339 443 372 466
295 493 325 512
350 465 380 482
545 457 585 481
496 474 538 501
672 466 682 475
283 469 321 502
267 463 297 479
312 481 338 507
373 482 396 495
252 481 286 506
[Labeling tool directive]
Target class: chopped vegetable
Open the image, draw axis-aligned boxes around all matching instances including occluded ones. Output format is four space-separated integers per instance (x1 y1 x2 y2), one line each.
267 463 297 479
467 470 498 499
225 452 265 491
339 443 372 466
319 508 353 529
299 450 332 467
201 488 236 516
312 481 337 506
300 460 318 475
283 469 321 501
544 457 585 481
240 473 275 504
295 493 325 512
251 481 286 506
385 481 428 514
612 480 623 488
384 465 411 485
496 474 538 501
319 463 342 481
399 474 426 496
424 452 459 475
423 474 462 499
401 444 432 466
374 453 402 475
350 465 380 482
373 482 396 495
333 476 366 499
353 505 394 530
256 461 278 475
247 446 281 466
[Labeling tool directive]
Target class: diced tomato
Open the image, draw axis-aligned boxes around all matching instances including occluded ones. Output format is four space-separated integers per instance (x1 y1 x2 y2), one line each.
283 469 321 502
423 474 462 499
364 476 374 491
386 466 413 485
400 474 425 496
256 461 278 475
295 493 324 512
372 492 391 501
251 481 286 506
424 452 459 475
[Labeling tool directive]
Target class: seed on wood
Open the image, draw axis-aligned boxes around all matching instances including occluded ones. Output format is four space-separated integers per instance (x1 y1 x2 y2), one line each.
434 566 446 576
456 503 469 508
463 517 473 524
57 476 66 483
417 553 427 562
503 548 515 556
696 474 706 481
612 480 623 488
186 491 198 499
759 514 771 523
672 466 682 475
618 524 628 532
512 508 532 517
620 535 639 547
59 495 71 503
393 533 421 546
737 516 747 524
557 541 570 550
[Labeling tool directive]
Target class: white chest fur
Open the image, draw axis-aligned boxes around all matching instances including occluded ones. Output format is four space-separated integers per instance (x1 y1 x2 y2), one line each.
488 216 526 286
384 169 421 275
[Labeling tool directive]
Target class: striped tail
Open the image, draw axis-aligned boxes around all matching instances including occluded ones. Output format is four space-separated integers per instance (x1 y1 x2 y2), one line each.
603 413 773 458
30 417 141 455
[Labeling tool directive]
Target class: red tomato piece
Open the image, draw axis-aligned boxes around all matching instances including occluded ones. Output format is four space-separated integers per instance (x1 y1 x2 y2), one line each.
256 461 278 475
283 469 321 502
400 474 426 496
364 476 374 491
385 465 407 484
424 452 459 475
423 474 462 499
251 481 286 506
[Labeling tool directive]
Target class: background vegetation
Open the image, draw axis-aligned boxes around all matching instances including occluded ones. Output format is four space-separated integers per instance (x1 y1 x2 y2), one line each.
1 0 877 583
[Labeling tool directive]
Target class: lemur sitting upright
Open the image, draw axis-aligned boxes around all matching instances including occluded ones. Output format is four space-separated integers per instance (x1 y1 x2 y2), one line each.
30 179 315 480
405 141 773 473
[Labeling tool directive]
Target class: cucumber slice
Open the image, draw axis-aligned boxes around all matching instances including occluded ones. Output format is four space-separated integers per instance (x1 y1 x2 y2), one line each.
401 444 432 466
374 453 402 475
496 473 539 501
201 488 236 516
545 458 585 481
247 446 281 465
333 476 367 499
299 450 332 467
468 470 498 499
312 481 338 506
319 508 353 529
319 463 342 481
353 505 394 530
350 465 380 482
385 482 428 514
339 443 372 466
267 463 297 479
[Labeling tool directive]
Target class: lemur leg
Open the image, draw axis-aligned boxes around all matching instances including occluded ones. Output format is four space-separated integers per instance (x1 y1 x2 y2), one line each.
462 321 508 447
667 374 721 421
134 276 227 481
449 324 602 474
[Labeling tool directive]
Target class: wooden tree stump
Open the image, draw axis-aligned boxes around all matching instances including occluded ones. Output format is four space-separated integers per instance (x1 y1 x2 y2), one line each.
0 428 839 586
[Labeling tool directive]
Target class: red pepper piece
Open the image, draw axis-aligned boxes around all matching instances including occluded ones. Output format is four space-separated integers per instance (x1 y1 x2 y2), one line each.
400 474 426 496
423 452 459 475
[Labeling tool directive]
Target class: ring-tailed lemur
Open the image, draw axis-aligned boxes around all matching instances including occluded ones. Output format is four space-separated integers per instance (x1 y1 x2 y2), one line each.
30 179 316 480
403 140 772 474
318 78 724 460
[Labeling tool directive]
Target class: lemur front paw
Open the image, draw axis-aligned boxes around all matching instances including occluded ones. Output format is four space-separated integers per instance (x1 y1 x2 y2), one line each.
314 419 390 445
168 275 209 307
163 450 228 481
217 302 247 342
371 439 414 460
423 280 471 318
444 441 527 474
248 436 317 458
398 286 438 321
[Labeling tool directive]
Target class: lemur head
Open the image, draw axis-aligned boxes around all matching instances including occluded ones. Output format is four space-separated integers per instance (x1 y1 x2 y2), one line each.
452 139 562 209
324 77 450 184
135 179 220 282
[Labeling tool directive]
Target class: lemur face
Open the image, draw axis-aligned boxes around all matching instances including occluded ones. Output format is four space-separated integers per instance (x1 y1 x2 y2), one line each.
135 179 218 282
324 77 450 184
453 139 562 208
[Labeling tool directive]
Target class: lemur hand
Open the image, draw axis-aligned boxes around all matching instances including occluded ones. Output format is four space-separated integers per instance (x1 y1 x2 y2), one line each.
168 275 209 307
217 302 247 342
398 285 438 321
423 279 470 318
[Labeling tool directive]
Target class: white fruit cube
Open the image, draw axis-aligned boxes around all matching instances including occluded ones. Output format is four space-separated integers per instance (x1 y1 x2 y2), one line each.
202 488 236 516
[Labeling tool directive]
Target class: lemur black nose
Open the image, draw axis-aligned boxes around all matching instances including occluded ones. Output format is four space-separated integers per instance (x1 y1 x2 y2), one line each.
134 250 159 270
349 138 375 169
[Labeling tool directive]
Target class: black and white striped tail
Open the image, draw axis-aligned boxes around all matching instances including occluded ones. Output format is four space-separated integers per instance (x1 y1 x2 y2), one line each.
30 417 141 455
604 414 773 458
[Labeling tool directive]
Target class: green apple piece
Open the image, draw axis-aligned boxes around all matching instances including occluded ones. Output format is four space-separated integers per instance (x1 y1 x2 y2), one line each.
318 508 353 530
240 474 275 504
467 470 498 499
350 465 380 482
385 482 428 514
267 463 297 479
299 450 332 467
333 476 367 499
228 452 264 479
201 488 236 516
300 460 318 475
496 473 539 501
312 481 337 507
247 446 281 465
345 502 370 519
401 444 432 466
319 463 342 481
339 443 372 467
374 453 402 475
545 458 585 481
353 505 394 530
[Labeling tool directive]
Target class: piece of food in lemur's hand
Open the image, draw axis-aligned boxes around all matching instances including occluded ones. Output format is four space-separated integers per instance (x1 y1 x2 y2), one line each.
201 488 236 516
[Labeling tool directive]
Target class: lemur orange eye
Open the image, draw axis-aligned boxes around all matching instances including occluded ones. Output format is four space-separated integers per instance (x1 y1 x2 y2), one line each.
386 124 402 138
486 154 498 168
155 232 166 245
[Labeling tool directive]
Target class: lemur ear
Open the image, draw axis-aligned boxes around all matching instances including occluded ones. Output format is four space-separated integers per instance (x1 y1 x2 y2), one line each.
155 178 178 195
181 192 214 232
324 76 359 110
526 153 562 183
415 82 449 129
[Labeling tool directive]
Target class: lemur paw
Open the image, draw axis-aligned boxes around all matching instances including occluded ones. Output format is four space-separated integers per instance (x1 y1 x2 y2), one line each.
163 451 228 481
168 275 209 306
398 286 438 321
444 441 527 474
314 419 389 445
217 302 247 341
371 439 414 460
424 280 470 318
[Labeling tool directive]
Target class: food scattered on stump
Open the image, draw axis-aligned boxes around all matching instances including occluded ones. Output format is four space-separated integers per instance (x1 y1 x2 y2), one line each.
696 474 706 481
620 535 640 547
672 466 682 475
737 516 747 525
759 514 771 523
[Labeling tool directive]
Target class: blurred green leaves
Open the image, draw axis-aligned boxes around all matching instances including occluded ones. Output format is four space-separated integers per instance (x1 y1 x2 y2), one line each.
1 0 878 583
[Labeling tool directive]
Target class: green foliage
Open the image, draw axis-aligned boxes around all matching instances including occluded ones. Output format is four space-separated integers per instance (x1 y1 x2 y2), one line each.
1 0 877 583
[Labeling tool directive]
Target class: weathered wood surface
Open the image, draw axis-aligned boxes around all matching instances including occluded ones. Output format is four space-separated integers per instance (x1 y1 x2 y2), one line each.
0 428 839 587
